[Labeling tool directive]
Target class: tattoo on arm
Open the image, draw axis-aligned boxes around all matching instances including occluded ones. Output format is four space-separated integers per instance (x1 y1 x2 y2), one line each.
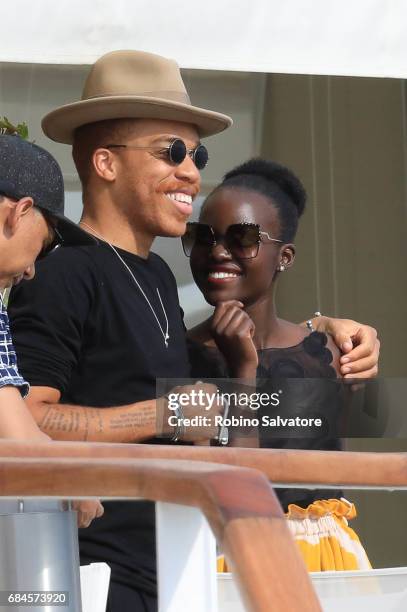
39 406 53 430
39 406 88 440
96 409 104 434
83 407 90 441
109 407 155 432
35 401 156 441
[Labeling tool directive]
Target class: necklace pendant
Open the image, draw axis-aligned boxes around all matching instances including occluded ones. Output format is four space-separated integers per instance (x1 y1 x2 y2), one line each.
165 333 170 348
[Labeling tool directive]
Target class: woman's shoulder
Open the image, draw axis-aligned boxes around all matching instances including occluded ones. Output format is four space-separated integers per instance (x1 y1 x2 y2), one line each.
270 320 309 347
298 331 340 377
270 320 340 375
258 326 339 379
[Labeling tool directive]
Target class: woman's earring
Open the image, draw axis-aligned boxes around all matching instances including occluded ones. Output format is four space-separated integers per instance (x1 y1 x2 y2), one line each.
278 263 285 272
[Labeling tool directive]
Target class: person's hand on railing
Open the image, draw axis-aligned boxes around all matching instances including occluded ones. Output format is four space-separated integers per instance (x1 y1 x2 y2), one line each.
72 499 104 528
158 382 224 443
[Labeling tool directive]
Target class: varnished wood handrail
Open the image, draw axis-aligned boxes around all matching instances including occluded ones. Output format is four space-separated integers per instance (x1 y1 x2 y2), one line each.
0 440 406 488
0 455 320 612
0 441 404 610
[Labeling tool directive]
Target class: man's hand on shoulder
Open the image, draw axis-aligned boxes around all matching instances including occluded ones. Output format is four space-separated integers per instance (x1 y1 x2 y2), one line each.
311 316 379 378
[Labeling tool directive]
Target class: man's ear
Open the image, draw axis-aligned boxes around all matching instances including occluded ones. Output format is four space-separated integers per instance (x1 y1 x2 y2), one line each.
5 197 35 235
92 148 117 182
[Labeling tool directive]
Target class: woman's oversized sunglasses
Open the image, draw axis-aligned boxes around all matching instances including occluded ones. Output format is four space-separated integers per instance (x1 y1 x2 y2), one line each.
105 138 209 170
182 222 283 259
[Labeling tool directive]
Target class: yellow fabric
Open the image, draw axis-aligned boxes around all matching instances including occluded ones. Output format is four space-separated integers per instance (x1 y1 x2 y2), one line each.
286 498 371 572
217 498 371 573
286 498 357 521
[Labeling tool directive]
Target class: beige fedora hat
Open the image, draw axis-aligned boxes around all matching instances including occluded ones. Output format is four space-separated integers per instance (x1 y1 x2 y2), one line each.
42 50 233 144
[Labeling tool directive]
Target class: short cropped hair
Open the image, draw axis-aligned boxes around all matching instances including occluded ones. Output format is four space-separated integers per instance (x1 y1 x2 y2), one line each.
72 118 140 190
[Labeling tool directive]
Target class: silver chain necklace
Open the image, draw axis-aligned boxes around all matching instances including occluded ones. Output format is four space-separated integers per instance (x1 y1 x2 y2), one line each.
80 222 170 348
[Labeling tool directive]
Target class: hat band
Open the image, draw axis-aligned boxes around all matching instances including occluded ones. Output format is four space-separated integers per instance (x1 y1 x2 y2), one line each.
83 90 191 105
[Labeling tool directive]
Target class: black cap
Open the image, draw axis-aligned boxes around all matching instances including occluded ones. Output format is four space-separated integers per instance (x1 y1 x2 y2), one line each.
0 134 96 247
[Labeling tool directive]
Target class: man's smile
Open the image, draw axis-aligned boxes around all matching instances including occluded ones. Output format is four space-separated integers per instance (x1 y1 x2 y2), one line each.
164 191 194 216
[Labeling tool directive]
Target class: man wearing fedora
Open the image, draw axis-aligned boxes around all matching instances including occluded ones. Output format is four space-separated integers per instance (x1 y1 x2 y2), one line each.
8 50 379 611
8 50 231 612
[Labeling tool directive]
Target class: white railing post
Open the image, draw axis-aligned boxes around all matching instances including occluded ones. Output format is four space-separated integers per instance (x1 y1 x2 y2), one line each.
156 502 217 612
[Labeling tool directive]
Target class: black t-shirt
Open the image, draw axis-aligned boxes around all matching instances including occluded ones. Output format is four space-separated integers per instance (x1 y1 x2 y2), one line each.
8 242 191 594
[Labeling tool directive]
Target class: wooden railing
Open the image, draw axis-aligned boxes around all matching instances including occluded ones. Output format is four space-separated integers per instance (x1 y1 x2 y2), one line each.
0 445 321 612
0 441 406 610
0 440 406 488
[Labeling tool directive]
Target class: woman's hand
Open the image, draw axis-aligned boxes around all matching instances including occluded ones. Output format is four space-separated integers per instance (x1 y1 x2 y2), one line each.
211 301 258 377
311 316 379 378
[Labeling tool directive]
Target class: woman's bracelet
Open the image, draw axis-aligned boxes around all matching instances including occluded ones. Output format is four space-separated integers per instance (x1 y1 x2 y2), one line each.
306 311 322 332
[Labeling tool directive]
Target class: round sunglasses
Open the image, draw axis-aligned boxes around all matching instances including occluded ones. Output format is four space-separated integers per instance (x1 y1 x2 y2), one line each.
105 138 209 170
182 222 283 259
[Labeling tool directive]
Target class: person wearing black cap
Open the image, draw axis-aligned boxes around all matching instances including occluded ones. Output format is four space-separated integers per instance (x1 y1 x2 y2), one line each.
0 133 102 527
0 132 96 276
